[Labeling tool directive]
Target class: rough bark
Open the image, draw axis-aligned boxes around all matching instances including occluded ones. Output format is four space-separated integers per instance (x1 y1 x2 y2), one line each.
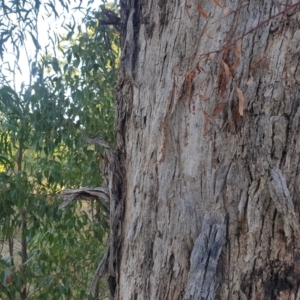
107 0 300 299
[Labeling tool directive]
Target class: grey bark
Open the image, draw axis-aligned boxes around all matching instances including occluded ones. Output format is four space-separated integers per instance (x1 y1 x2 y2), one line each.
185 213 227 300
103 0 300 299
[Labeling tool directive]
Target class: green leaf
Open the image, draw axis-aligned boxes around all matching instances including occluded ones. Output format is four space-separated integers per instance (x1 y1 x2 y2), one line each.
51 57 60 73
29 31 41 50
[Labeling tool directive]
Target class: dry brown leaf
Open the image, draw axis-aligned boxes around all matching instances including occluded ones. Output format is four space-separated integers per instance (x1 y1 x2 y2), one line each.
166 87 175 113
246 76 254 86
235 39 242 58
237 87 245 116
231 39 242 71
184 70 197 99
223 7 230 16
221 60 231 84
6 275 13 285
213 102 225 116
197 4 208 18
212 0 223 8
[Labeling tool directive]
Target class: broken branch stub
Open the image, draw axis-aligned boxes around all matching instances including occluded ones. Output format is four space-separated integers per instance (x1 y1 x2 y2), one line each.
58 187 110 209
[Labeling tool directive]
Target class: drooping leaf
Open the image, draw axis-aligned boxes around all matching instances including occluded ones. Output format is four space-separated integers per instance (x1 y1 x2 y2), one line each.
197 4 208 18
237 87 245 116
28 31 41 50
212 0 223 8
213 102 225 116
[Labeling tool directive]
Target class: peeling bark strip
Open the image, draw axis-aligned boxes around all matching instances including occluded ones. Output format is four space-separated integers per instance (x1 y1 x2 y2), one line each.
268 167 300 239
90 247 109 295
185 214 227 300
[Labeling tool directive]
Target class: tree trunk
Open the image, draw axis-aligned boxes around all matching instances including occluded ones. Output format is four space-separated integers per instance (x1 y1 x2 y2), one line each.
109 1 300 299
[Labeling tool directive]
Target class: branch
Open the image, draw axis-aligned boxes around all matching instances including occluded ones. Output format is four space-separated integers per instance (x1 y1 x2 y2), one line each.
83 137 111 149
99 8 121 32
90 247 109 297
58 187 110 209
233 1 300 45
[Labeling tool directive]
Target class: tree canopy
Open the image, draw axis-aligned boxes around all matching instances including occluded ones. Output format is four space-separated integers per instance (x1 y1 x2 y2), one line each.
0 1 119 299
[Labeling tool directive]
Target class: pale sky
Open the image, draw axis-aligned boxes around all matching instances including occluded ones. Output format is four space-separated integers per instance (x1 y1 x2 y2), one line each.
3 0 100 91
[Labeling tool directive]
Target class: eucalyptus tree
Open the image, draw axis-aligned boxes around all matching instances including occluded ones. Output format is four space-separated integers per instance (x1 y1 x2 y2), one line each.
98 1 300 299
0 1 119 299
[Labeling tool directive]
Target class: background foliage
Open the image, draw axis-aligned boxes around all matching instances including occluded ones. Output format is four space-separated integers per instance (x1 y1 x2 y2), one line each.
0 1 119 299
